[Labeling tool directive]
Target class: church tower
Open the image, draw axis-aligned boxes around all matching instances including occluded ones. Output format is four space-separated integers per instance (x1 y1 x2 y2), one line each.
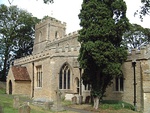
33 17 66 54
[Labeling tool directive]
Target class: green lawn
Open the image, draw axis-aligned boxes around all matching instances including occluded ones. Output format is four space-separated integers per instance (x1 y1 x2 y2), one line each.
0 88 17 113
0 88 76 113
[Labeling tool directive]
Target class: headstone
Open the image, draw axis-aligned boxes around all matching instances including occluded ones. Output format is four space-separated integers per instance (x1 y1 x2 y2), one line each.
0 105 3 113
72 96 77 104
85 96 91 104
65 94 74 100
78 95 83 104
13 96 20 109
18 104 30 113
44 101 53 110
51 88 65 111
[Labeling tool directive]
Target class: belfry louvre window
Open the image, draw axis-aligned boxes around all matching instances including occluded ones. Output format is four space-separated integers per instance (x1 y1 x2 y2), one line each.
36 66 42 87
59 64 71 89
115 77 124 91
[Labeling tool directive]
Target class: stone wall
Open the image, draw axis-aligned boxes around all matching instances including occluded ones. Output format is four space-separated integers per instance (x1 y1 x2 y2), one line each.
141 60 150 113
14 81 31 95
33 58 52 100
123 61 143 111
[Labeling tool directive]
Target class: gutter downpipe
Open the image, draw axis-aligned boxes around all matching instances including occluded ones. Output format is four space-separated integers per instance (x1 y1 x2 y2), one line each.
132 59 137 111
32 62 34 98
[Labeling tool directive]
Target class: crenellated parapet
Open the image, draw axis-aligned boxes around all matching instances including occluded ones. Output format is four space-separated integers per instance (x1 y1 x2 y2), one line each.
15 41 150 65
35 17 66 30
46 30 79 48
14 43 80 66
127 44 150 61
14 52 50 66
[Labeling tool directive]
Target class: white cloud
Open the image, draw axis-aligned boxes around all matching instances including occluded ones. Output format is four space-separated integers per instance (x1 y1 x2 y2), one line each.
1 0 150 33
0 0 82 33
125 0 150 28
11 0 82 33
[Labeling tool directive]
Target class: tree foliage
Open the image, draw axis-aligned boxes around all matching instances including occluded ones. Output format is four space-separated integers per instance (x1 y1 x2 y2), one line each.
135 0 150 20
7 0 54 5
43 0 54 4
0 4 40 81
122 24 150 50
78 0 129 109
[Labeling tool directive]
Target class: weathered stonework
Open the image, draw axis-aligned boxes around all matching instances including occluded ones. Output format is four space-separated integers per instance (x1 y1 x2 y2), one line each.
6 17 150 113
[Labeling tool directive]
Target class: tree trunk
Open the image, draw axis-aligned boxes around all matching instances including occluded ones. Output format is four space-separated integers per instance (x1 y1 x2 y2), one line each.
93 96 100 109
2 57 7 81
2 52 8 81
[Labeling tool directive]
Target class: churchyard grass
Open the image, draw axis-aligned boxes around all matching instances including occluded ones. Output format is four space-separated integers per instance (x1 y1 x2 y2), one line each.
0 88 18 113
0 88 77 113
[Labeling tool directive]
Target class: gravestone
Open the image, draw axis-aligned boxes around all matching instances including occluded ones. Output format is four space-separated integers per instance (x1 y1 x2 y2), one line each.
0 105 3 113
51 88 64 111
77 95 83 104
18 104 30 113
72 96 77 104
13 96 20 109
44 101 53 110
85 96 91 104
65 94 74 100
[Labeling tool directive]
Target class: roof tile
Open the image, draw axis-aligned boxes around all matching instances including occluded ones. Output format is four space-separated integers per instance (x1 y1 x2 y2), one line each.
11 66 31 81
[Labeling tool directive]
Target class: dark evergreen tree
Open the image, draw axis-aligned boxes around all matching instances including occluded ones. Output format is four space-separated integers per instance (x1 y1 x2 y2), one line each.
78 0 130 109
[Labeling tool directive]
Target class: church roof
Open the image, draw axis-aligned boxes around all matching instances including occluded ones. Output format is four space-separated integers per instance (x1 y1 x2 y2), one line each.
11 66 31 81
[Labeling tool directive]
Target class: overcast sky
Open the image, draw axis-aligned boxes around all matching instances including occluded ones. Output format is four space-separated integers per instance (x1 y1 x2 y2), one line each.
0 0 150 33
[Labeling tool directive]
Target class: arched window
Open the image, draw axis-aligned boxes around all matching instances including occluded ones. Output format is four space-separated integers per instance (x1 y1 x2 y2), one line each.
59 64 71 89
75 77 79 94
55 31 59 39
115 77 124 91
36 65 42 87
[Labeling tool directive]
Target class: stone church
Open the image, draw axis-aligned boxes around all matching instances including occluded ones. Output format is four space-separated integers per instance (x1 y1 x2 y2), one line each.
6 17 150 113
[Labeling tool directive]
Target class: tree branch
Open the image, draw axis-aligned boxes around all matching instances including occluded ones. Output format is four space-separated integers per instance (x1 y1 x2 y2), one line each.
8 0 14 5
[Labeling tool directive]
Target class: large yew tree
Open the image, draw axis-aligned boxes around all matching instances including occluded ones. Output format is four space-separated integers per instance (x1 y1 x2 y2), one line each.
0 4 39 81
78 0 129 109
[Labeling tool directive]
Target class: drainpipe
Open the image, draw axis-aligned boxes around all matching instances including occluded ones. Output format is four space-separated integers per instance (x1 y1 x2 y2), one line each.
32 62 34 98
79 66 82 104
79 67 82 96
132 59 137 111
